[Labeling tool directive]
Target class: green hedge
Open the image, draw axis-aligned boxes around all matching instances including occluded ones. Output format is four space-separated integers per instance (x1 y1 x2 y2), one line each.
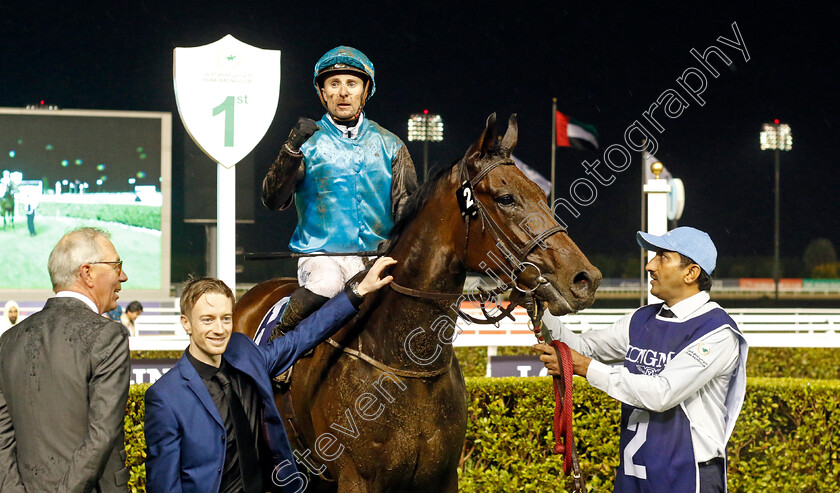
126 384 150 493
123 377 839 492
131 351 182 360
454 347 840 380
39 202 160 230
135 347 840 380
745 347 840 380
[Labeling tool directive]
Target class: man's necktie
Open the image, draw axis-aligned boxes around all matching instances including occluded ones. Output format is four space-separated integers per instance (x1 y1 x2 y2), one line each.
214 371 263 493
659 308 677 319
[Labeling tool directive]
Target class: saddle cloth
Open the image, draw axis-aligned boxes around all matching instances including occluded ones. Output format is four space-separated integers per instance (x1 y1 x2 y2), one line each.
253 296 289 346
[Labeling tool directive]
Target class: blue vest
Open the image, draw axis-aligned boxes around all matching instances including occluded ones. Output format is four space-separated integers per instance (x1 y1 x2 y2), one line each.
290 114 400 253
614 304 741 493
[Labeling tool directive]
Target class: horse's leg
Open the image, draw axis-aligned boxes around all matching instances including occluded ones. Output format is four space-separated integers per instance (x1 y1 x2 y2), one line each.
437 468 460 493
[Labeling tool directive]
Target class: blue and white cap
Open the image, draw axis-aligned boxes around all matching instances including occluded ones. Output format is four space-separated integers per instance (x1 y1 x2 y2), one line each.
313 46 375 98
637 226 717 275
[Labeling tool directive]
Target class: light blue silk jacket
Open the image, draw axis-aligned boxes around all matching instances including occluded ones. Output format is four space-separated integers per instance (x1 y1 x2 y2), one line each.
290 114 408 253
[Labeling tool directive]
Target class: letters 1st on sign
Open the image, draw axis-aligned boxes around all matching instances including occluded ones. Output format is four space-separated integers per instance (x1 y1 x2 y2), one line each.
212 95 249 147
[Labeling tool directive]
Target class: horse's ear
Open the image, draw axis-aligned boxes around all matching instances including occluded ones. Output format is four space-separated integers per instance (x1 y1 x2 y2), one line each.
499 114 518 157
482 113 499 155
463 113 499 162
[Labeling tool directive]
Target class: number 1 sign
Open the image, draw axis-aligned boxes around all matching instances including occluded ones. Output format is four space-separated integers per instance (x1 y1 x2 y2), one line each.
174 35 280 168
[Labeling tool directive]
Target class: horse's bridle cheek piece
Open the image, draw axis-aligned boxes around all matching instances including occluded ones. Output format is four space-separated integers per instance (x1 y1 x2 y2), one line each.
389 156 565 327
458 157 564 294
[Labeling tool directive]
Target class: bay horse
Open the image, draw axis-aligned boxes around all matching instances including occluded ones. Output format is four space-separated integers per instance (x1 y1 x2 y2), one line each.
234 114 601 492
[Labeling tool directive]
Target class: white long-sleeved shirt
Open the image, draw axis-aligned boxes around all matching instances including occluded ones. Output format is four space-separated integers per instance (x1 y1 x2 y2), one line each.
544 291 743 462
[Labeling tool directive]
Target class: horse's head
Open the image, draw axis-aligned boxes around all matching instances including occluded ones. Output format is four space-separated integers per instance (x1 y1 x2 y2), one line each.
457 113 601 315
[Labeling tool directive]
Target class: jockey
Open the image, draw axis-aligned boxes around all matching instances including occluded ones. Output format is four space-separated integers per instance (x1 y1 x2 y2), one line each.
261 46 417 338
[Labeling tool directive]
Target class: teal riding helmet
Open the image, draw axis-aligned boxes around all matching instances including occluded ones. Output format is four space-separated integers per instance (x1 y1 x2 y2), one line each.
313 46 376 107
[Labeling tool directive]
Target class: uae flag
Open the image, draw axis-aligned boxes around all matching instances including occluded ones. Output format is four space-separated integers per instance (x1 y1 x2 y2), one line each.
556 111 599 150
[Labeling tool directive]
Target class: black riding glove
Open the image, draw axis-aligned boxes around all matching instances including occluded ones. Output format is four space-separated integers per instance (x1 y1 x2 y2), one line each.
285 117 319 153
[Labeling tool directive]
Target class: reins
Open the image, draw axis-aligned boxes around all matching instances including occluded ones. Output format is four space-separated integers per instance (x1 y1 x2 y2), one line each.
529 305 587 492
324 337 452 379
549 340 587 492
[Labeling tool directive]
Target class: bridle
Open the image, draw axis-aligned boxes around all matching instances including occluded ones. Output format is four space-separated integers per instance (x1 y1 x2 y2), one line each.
390 153 566 324
390 153 588 490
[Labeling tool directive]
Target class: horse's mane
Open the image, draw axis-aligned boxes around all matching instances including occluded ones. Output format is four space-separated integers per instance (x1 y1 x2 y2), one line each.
387 158 460 244
388 141 503 246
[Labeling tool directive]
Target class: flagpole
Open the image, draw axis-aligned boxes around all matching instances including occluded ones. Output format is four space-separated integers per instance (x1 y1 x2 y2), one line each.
551 98 557 205
640 145 646 307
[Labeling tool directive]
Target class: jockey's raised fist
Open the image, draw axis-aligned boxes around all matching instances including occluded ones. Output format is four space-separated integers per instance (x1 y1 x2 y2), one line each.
286 117 320 151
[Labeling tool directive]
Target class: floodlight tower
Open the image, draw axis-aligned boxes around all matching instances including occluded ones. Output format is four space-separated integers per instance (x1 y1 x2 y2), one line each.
760 120 792 300
407 110 443 182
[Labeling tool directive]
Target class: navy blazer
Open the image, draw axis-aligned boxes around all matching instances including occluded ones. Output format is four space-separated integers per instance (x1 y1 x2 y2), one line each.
144 292 356 493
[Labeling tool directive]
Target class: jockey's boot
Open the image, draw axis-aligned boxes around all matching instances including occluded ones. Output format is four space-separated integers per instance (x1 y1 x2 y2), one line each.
269 287 329 342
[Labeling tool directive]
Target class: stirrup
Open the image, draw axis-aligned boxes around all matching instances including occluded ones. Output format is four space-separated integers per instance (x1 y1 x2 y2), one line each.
272 365 294 389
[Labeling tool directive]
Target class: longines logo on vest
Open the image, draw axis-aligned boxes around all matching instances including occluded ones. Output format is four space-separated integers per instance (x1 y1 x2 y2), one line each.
626 345 675 375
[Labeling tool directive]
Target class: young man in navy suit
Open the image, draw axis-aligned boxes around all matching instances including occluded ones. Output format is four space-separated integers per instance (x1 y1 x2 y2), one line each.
144 256 396 493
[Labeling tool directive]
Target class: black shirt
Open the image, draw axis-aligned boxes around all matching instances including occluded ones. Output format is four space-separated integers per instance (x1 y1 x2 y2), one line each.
186 351 264 493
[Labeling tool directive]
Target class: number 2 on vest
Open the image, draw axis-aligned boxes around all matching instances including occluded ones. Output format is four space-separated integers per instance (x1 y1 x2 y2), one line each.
624 409 650 479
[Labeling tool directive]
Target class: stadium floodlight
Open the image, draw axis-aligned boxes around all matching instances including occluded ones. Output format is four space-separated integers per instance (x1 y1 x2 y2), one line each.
407 111 443 142
760 121 792 151
407 111 444 181
760 120 792 300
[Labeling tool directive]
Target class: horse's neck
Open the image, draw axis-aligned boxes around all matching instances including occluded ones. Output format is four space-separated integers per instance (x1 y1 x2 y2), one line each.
357 190 468 371
389 174 467 294
391 236 465 295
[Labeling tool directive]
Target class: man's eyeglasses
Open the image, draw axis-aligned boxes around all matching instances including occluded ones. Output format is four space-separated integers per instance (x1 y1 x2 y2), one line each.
91 260 123 275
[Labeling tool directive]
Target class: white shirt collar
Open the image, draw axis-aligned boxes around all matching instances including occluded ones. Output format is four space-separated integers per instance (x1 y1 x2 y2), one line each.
663 290 710 320
55 291 99 314
327 112 364 139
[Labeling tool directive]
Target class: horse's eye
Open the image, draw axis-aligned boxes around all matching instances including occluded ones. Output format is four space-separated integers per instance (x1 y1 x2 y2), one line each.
495 194 515 207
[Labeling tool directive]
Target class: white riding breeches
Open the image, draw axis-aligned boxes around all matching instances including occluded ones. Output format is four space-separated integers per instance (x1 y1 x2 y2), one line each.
297 255 367 298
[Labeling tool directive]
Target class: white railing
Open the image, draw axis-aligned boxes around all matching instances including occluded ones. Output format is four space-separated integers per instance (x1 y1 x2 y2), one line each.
124 303 840 351
454 306 840 348
129 303 187 351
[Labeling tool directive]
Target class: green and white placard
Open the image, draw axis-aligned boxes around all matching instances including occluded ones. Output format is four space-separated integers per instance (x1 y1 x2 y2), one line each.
174 35 280 168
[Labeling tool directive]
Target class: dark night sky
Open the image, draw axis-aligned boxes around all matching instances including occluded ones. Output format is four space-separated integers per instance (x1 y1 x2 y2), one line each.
2 2 838 280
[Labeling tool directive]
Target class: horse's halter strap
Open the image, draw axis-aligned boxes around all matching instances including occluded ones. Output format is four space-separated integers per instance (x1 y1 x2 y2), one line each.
459 156 566 290
389 154 565 326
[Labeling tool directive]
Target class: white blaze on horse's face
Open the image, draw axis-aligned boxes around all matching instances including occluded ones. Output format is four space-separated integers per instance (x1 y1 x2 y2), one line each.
320 73 365 120
183 292 234 367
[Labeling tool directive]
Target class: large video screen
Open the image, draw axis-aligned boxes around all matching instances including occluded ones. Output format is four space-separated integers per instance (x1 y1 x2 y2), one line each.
0 108 171 299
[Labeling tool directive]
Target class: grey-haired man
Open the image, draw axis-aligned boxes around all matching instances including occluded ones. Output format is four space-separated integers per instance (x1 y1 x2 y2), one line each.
0 227 130 492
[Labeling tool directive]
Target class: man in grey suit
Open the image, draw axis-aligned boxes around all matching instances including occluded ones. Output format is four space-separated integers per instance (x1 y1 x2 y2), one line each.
0 227 131 492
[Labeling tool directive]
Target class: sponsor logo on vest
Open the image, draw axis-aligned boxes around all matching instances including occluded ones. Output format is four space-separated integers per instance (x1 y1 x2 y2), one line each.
626 345 675 375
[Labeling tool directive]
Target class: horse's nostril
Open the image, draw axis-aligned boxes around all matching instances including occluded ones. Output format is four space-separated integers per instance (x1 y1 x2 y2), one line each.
571 270 599 297
573 271 591 287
